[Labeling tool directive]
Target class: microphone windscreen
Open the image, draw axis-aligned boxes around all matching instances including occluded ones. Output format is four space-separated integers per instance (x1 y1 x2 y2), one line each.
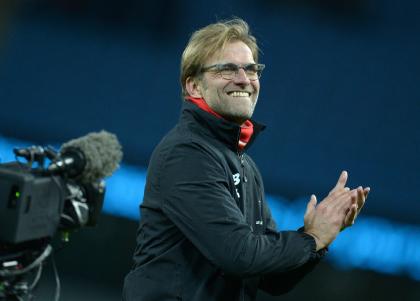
61 130 123 182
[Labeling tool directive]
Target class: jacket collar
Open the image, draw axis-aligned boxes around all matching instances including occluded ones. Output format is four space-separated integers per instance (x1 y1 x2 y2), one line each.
179 101 265 153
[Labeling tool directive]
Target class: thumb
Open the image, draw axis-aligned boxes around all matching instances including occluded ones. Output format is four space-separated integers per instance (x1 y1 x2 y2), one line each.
305 194 317 216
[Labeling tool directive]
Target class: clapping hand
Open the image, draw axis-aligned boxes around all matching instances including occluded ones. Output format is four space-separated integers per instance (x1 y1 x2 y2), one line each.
304 171 370 251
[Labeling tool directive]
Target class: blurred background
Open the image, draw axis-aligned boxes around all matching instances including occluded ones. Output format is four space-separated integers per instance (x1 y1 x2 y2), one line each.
0 0 419 300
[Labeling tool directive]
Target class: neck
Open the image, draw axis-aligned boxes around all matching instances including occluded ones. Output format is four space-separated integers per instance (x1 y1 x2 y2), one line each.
223 115 247 125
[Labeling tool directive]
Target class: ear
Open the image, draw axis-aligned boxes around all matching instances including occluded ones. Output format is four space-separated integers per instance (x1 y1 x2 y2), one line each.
185 77 203 98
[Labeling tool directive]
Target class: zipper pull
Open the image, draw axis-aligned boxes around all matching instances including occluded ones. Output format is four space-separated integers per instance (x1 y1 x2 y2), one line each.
256 199 263 225
239 155 248 182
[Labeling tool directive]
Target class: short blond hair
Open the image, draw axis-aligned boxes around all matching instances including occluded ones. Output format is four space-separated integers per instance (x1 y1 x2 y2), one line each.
180 18 259 97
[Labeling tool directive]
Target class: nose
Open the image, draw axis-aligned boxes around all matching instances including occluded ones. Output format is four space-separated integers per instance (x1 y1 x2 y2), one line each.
233 68 251 85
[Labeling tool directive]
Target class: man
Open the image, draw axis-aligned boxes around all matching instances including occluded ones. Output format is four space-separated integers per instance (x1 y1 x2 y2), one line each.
123 18 369 301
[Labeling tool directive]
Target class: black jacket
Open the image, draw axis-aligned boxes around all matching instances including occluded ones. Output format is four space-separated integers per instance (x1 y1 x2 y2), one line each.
123 101 324 301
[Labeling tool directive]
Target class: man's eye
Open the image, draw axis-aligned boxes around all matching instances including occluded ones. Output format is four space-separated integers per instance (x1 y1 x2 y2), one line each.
245 65 258 72
219 64 237 72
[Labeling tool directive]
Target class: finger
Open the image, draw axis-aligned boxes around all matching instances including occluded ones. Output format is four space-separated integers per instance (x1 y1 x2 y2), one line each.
333 189 357 213
343 205 356 227
323 184 350 207
343 204 357 229
329 170 348 195
328 186 350 200
343 193 358 223
364 187 371 198
320 188 352 214
305 194 317 216
355 187 366 215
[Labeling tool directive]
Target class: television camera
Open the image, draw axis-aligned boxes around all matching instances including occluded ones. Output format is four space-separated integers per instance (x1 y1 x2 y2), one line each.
0 131 122 300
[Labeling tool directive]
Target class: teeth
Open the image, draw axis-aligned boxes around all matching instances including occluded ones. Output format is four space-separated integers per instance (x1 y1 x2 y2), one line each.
229 91 250 97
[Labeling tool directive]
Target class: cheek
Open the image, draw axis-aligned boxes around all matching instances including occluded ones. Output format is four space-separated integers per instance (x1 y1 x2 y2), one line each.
214 83 228 97
252 81 260 93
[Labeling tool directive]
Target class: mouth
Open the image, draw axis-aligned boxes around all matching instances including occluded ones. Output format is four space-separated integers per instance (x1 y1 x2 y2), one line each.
227 91 251 97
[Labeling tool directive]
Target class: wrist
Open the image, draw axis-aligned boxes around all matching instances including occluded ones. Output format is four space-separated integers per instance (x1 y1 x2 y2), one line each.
304 231 324 251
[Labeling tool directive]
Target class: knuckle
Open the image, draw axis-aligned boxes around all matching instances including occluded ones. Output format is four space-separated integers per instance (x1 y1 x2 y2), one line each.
318 205 328 214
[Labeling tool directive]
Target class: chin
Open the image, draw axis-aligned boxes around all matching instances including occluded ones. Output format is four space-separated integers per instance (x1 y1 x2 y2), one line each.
229 112 253 124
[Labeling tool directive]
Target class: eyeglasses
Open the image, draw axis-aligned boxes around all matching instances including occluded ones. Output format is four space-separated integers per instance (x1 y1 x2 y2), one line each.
201 63 265 81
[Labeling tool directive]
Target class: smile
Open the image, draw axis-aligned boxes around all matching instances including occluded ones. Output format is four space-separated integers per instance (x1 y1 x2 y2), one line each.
227 91 251 97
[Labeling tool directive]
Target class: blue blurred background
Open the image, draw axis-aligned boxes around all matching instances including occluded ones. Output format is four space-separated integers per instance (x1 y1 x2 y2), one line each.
0 0 419 300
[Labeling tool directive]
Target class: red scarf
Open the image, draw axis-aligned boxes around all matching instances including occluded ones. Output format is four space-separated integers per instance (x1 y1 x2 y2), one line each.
186 96 254 151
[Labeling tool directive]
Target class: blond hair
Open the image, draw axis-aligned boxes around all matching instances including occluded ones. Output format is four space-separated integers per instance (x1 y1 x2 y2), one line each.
180 18 259 97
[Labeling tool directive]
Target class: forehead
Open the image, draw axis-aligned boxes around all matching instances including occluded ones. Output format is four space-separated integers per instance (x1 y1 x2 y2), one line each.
207 41 255 65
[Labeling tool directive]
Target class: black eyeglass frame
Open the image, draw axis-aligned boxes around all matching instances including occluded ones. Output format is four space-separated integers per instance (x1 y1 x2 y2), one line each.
200 63 266 81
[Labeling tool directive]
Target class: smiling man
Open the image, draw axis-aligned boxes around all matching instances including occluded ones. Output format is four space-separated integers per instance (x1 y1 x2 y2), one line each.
123 18 369 301
185 40 261 124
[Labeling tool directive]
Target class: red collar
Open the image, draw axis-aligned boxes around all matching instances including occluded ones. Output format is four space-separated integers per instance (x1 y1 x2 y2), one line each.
186 96 223 118
186 96 254 151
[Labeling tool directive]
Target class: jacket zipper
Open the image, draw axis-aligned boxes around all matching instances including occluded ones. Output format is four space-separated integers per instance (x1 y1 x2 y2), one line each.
237 133 247 301
256 198 263 226
238 153 246 218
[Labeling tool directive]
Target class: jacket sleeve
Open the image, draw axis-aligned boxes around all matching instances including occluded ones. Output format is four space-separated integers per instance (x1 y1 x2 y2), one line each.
258 202 327 295
158 141 319 277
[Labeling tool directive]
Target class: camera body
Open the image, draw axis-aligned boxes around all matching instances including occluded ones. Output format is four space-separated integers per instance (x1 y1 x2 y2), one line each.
0 133 119 299
0 162 105 244
0 163 64 244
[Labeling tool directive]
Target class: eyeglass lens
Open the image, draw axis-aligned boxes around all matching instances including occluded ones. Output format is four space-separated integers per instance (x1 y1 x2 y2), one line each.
220 64 262 80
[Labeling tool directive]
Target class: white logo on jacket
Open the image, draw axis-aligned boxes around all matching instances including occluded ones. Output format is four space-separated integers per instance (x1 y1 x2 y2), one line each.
232 173 241 198
233 173 240 185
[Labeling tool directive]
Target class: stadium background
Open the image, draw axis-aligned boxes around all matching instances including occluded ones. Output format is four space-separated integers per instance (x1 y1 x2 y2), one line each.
0 0 419 300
